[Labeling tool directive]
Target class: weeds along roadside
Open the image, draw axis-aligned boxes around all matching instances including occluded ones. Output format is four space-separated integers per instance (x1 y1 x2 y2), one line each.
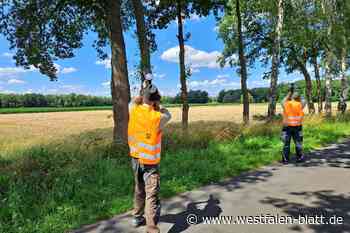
1 114 350 233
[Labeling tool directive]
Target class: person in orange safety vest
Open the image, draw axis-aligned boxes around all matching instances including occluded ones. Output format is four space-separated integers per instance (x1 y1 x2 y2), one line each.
128 83 171 233
281 84 306 164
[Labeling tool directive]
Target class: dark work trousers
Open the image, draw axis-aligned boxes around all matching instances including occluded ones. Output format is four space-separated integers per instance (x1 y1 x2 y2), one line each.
131 158 161 233
281 126 303 161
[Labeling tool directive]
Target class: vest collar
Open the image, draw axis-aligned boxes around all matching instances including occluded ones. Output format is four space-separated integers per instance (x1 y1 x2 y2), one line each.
142 103 153 110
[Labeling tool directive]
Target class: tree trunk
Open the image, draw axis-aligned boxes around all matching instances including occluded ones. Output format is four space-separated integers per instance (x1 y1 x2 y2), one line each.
292 48 315 114
324 52 333 117
312 48 322 113
338 45 348 114
132 0 152 89
235 0 249 124
176 0 189 131
268 0 284 119
323 0 333 118
299 63 315 114
107 0 130 143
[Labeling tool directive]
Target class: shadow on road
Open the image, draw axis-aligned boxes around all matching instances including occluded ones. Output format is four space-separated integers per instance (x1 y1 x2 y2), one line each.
299 141 350 169
218 169 275 192
160 194 222 233
261 190 350 233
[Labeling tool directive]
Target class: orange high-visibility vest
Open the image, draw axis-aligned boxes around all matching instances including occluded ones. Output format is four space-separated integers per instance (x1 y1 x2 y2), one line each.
283 100 304 126
128 104 162 165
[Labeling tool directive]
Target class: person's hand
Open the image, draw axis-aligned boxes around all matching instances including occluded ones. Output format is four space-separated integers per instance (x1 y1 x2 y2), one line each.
159 107 166 113
289 83 295 93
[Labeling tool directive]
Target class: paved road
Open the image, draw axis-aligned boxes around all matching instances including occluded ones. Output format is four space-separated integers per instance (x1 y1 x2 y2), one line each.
74 140 350 233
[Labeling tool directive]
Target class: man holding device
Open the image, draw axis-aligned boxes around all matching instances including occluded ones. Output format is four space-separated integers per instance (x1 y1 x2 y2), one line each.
281 83 306 164
128 74 171 233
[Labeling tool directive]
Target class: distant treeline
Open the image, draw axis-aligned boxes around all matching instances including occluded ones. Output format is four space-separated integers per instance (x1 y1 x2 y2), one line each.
0 93 112 108
1 79 348 108
163 79 349 104
216 79 348 104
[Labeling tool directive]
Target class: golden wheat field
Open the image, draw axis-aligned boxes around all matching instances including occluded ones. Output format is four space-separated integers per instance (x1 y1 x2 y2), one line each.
0 102 334 153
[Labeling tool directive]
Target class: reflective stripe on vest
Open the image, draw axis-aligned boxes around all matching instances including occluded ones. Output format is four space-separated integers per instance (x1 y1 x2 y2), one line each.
139 152 161 161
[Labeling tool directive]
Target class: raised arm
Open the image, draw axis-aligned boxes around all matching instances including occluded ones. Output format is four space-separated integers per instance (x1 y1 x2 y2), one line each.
281 91 293 110
159 106 172 130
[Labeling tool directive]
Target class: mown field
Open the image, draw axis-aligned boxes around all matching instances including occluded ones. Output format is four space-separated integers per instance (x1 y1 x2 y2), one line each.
1 103 350 233
0 104 283 154
0 102 237 114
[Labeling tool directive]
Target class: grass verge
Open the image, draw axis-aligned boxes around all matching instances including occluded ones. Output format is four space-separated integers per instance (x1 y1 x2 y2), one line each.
1 114 350 233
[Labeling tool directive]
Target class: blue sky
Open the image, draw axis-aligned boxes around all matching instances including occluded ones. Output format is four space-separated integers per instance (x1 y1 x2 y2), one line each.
0 15 305 97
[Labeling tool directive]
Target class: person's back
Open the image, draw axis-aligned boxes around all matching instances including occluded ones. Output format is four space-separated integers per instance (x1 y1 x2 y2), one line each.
281 90 305 164
283 100 304 127
128 104 162 165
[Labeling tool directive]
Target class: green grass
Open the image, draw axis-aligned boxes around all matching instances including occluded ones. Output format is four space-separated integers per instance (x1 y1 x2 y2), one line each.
0 106 113 114
0 102 246 114
1 115 350 233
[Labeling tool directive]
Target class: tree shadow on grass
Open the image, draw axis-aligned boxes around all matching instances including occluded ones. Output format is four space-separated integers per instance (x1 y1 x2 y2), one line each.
261 190 350 233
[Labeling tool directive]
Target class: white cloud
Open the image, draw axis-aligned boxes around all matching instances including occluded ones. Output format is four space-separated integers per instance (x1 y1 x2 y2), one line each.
189 79 227 88
102 81 110 88
159 88 178 97
190 67 200 74
53 64 78 74
2 52 14 58
179 78 240 89
61 67 78 74
54 63 61 73
161 45 225 69
0 89 15 94
248 80 269 88
25 89 33 94
38 84 84 94
61 85 82 92
190 14 202 21
0 67 30 78
217 74 230 79
154 73 166 80
96 58 111 69
7 79 26 84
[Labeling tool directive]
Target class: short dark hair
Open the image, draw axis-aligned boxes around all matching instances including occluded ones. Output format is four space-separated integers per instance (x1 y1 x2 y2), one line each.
143 84 161 102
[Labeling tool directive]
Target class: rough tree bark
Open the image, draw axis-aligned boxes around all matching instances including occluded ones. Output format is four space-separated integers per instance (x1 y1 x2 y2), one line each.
108 0 130 143
268 0 284 119
176 0 189 131
312 47 323 113
235 0 249 124
295 49 315 114
323 1 333 118
338 45 348 114
132 0 152 89
297 62 315 114
324 55 333 117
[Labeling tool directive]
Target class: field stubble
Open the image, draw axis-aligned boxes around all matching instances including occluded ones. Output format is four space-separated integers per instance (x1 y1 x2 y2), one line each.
0 103 339 154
